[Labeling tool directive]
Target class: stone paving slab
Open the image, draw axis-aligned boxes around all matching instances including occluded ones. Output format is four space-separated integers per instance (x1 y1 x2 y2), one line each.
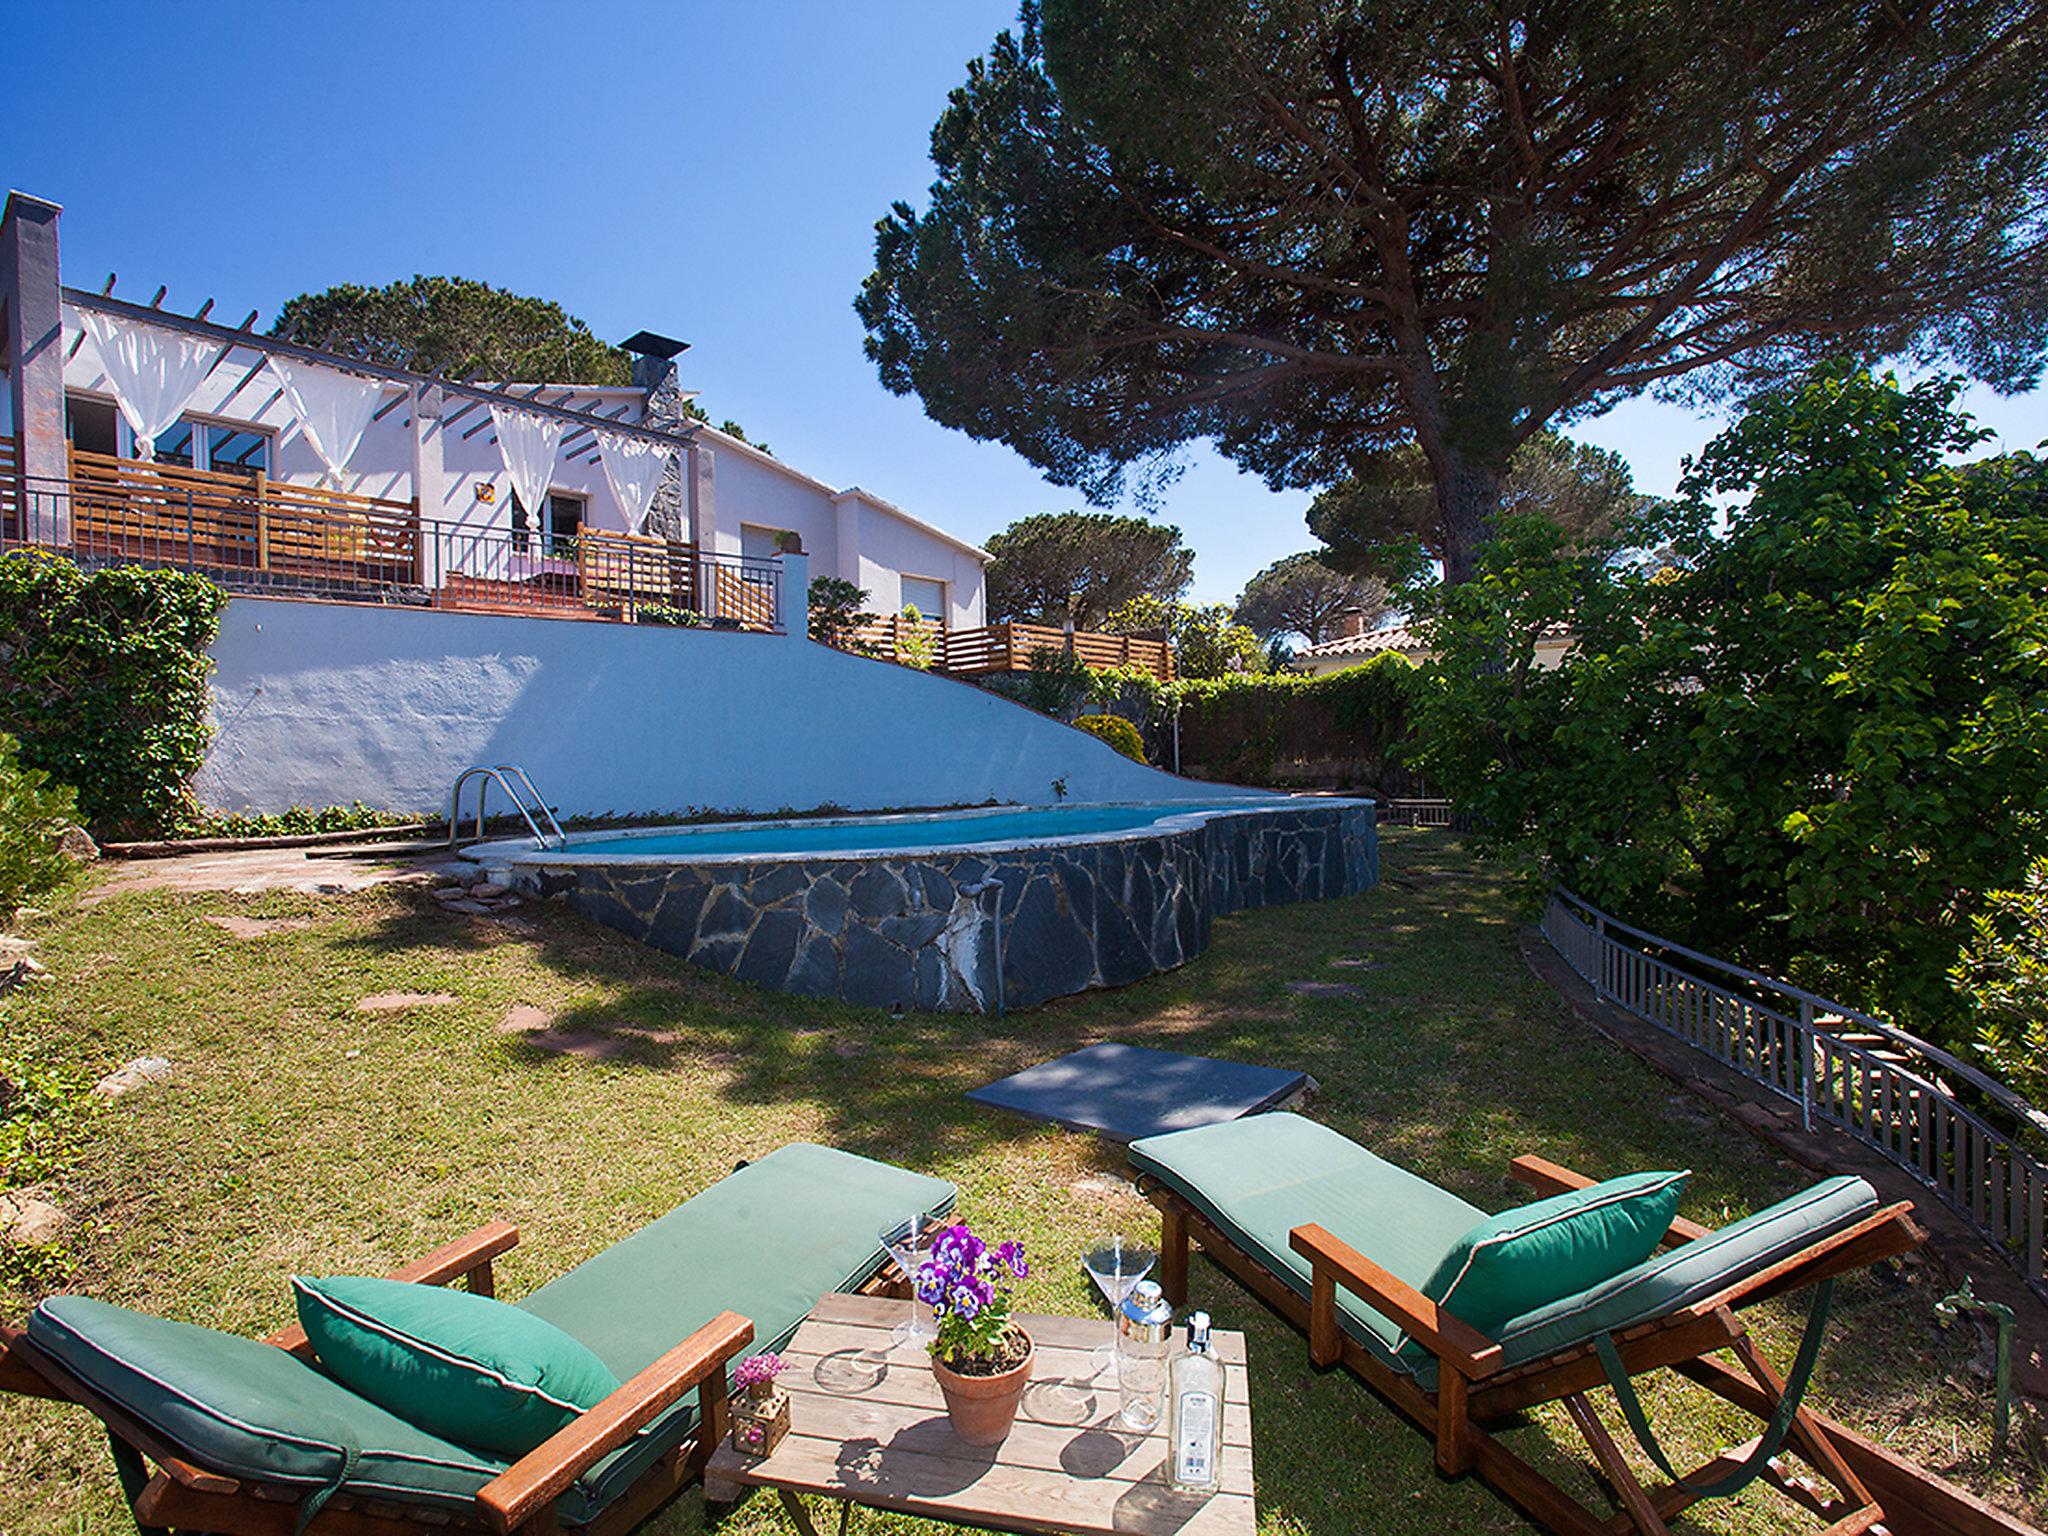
966 1041 1315 1143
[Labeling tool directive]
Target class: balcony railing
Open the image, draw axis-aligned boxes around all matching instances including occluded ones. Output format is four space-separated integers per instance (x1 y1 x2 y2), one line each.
6 454 781 632
844 615 1175 681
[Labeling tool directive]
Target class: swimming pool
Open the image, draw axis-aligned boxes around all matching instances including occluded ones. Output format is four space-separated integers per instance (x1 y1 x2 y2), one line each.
467 797 1377 1012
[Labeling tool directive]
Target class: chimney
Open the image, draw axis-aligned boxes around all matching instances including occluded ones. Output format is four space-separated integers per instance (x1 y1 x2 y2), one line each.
1335 606 1368 640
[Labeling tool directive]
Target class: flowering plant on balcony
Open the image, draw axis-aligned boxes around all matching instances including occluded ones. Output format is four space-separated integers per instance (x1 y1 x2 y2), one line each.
916 1223 1029 1365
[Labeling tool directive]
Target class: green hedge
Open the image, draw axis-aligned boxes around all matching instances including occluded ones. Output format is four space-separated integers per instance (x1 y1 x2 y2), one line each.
0 553 226 837
1171 654 1420 787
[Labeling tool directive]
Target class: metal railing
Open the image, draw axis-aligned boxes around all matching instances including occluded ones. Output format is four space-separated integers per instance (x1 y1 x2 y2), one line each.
1541 886 2048 1297
7 468 781 632
1379 798 1455 827
448 765 566 851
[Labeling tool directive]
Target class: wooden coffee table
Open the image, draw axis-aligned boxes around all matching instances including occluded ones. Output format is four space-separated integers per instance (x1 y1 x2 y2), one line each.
705 1292 1256 1535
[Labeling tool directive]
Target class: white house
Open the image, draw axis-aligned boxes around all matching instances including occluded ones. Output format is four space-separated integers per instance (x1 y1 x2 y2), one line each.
1291 614 1575 675
1 191 987 630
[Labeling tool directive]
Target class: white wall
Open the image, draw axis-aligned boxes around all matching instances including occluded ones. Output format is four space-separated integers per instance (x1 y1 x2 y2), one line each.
197 597 1229 818
850 494 986 627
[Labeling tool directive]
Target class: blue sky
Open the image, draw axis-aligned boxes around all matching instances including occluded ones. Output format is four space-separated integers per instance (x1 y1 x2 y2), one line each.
8 0 2041 603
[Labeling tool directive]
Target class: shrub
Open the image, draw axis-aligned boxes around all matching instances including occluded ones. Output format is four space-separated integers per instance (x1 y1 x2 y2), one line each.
897 605 937 670
0 733 79 916
637 603 703 627
808 577 879 650
182 802 408 841
1073 713 1146 761
1414 366 2048 1047
0 553 225 837
1951 857 2048 1108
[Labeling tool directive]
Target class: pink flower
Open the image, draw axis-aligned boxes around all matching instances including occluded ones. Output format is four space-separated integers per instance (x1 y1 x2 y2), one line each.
734 1352 787 1390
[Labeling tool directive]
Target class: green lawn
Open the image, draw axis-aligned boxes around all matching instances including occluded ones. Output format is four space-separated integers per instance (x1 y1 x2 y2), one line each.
0 831 2031 1533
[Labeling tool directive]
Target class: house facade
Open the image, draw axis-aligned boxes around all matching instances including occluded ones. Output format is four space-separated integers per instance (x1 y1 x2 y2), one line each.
0 191 987 631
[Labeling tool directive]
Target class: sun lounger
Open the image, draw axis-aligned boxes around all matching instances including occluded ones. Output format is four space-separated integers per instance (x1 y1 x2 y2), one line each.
0 1142 954 1536
1128 1113 1949 1536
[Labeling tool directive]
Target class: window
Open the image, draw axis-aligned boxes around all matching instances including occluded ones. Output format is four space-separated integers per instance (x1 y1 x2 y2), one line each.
152 421 197 468
206 423 270 478
901 576 947 622
65 394 119 457
511 490 583 556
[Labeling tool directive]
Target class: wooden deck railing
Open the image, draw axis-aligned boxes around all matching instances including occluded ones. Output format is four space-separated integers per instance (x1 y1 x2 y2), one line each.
68 447 420 584
9 456 782 631
845 616 1175 681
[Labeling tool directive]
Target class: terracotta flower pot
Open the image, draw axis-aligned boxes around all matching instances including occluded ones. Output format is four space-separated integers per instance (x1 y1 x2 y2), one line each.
931 1331 1035 1446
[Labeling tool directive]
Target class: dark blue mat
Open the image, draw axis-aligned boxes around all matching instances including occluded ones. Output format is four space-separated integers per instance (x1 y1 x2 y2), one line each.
966 1042 1314 1142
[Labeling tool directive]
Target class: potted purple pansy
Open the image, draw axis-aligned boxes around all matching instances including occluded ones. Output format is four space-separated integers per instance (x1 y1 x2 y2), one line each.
917 1223 1032 1444
730 1352 791 1457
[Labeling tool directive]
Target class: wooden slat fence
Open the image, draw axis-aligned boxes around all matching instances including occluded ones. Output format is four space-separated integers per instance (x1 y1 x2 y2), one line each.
842 618 1175 681
1541 887 2048 1299
68 448 419 588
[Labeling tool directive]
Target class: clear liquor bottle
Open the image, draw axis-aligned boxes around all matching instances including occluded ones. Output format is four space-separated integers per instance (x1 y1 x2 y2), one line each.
1165 1311 1223 1492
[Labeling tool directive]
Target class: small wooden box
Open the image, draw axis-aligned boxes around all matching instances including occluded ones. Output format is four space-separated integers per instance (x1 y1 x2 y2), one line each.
730 1387 791 1458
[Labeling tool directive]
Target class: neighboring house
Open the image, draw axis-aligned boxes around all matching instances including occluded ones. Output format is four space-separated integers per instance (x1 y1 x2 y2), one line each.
1291 612 1574 675
0 191 988 633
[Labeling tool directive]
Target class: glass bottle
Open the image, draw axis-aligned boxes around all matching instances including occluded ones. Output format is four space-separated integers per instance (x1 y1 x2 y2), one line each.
1165 1311 1224 1492
1116 1279 1173 1430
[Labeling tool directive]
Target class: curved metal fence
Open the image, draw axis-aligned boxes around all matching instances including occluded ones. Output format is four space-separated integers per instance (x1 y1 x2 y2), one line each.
1541 887 2048 1298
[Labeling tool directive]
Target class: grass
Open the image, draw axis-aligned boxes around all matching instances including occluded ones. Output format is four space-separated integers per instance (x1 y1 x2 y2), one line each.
0 830 2033 1534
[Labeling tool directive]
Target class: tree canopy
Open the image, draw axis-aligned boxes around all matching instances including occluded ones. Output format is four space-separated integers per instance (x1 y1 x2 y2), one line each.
859 0 2048 584
1106 594 1266 677
1234 551 1389 645
1308 432 1657 583
1413 365 2048 1050
983 510 1193 627
272 276 631 385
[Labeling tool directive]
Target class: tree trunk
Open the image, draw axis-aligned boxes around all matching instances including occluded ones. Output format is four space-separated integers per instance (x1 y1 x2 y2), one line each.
1435 453 1507 587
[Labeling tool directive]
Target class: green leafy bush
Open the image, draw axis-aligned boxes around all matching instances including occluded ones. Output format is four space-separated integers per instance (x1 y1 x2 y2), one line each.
1169 653 1419 785
0 733 79 915
808 577 879 651
0 553 225 837
1073 713 1146 761
182 802 408 841
1951 858 2048 1107
636 603 703 628
1414 365 2048 1048
897 605 937 670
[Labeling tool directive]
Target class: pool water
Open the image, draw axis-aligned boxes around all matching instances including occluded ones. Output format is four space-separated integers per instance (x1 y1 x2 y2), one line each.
561 800 1263 859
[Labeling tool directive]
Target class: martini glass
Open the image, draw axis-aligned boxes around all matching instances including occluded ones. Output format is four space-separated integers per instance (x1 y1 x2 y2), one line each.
879 1216 937 1351
1083 1234 1156 1380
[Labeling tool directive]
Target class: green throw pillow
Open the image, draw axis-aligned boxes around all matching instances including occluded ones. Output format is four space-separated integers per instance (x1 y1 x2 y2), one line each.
293 1275 620 1457
1417 1170 1689 1342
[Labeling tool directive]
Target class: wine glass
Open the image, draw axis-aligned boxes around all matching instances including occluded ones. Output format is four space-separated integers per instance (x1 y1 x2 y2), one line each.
1083 1233 1156 1380
879 1215 937 1351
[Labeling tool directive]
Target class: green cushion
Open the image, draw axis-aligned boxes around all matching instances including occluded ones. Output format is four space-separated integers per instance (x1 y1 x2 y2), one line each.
1416 1170 1688 1343
1488 1174 1880 1370
28 1296 510 1512
1127 1114 1484 1378
518 1141 956 1514
29 1142 958 1528
294 1275 619 1457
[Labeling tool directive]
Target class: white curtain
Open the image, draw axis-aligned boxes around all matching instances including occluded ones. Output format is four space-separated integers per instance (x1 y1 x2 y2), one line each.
267 358 387 485
489 404 565 522
596 431 671 533
78 311 222 459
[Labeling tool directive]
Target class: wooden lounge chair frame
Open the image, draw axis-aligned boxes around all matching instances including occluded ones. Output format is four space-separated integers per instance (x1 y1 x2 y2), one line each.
0 1219 919 1536
1145 1151 2024 1536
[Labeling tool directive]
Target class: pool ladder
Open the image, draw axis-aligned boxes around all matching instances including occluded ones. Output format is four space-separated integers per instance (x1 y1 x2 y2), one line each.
447 765 567 851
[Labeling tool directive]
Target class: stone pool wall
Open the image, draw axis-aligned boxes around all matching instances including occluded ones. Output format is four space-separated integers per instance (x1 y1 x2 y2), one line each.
517 802 1377 1013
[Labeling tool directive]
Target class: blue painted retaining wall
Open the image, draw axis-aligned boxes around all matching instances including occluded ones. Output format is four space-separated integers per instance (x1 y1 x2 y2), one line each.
197 597 1239 818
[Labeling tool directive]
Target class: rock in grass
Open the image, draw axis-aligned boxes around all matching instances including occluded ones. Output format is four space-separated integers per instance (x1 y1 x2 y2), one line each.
355 992 459 1013
0 1191 66 1247
92 1056 173 1099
